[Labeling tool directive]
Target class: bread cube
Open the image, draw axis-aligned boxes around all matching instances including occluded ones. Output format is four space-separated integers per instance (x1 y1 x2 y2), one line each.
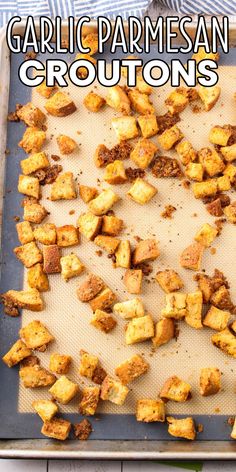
100 375 129 405
203 306 230 331
135 75 152 95
20 365 56 388
165 90 188 115
89 189 120 215
125 314 154 345
199 367 221 396
192 47 220 63
156 269 183 293
112 116 139 141
75 53 97 78
211 285 233 311
49 353 72 374
106 85 130 115
60 253 84 281
17 102 46 128
23 201 48 224
124 269 143 294
2 340 32 367
198 85 221 111
223 164 236 183
115 354 149 385
82 32 98 54
20 320 54 349
57 135 77 154
176 140 197 165
32 400 58 422
128 89 155 115
133 239 159 265
90 309 117 332
89 288 117 312
79 351 99 379
79 185 98 203
14 241 42 268
130 138 158 170
160 376 191 402
194 223 218 248
136 399 165 422
220 143 236 162
162 292 187 320
152 318 175 348
45 91 76 116
56 225 79 247
94 235 120 254
167 416 196 440
102 215 123 236
115 240 131 268
77 274 105 302
179 242 204 271
51 172 77 200
27 263 49 292
33 223 56 245
18 127 46 153
83 91 105 112
41 418 71 441
79 386 100 415
18 175 40 199
198 147 225 177
158 125 183 151
16 221 34 244
217 175 231 192
224 203 236 224
49 375 79 404
193 179 218 199
185 291 203 329
137 114 158 138
43 244 61 273
127 178 157 205
185 162 204 182
113 298 144 319
209 125 232 146
21 152 49 175
36 79 57 98
212 327 236 358
77 212 102 240
2 289 43 313
231 418 236 439
104 160 127 185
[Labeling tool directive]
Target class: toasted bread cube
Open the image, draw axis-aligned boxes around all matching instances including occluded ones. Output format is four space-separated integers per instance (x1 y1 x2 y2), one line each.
162 292 187 320
32 400 58 422
77 212 102 240
179 242 204 271
203 306 230 331
128 89 155 115
115 354 149 385
156 269 183 294
220 143 236 162
89 287 117 312
193 179 218 199
88 189 119 215
185 291 203 329
2 340 32 367
20 365 56 388
224 202 236 224
79 351 99 379
41 418 71 441
135 75 152 95
17 102 46 128
194 223 218 248
112 116 139 141
125 314 154 345
49 376 79 404
94 144 111 168
3 289 43 312
113 298 144 319
51 172 77 200
209 126 232 146
133 239 160 265
152 318 175 348
18 175 40 199
60 253 84 281
130 138 158 170
158 125 183 151
100 375 129 405
127 178 157 205
121 55 142 77
223 164 236 183
36 79 57 98
16 221 34 244
75 53 97 78
49 353 72 374
217 175 231 192
211 285 233 311
90 309 117 332
83 91 105 112
57 135 77 154
82 33 98 54
136 399 165 422
104 160 127 185
115 240 131 269
106 85 130 115
102 215 123 236
198 85 221 111
21 152 49 175
14 241 42 268
192 47 219 63
138 114 158 138
77 274 105 302
160 376 191 402
176 140 197 165
199 147 225 177
185 162 204 182
45 91 76 117
212 327 236 358
20 320 54 349
23 201 48 224
165 90 189 115
56 225 79 247
199 367 221 396
124 269 143 294
167 417 196 440
43 244 61 274
79 386 100 415
18 127 46 153
79 185 98 203
27 263 49 292
34 223 56 245
94 235 120 254
231 418 236 439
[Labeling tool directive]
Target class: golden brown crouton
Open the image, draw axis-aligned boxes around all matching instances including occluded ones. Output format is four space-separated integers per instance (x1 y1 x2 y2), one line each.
79 185 98 203
2 340 32 367
185 162 204 182
211 285 234 312
17 102 46 128
179 242 204 271
220 143 236 162
36 79 57 98
212 327 236 358
79 351 99 379
199 367 221 396
57 135 77 154
23 201 48 224
104 160 127 185
18 127 46 153
115 240 131 269
165 90 189 115
127 178 157 205
20 320 54 349
20 365 56 388
100 375 129 405
217 175 231 192
192 179 218 199
51 172 77 200
106 85 130 115
45 91 76 117
124 269 143 294
198 147 225 177
14 241 42 268
156 269 184 293
49 375 79 404
203 306 230 331
90 309 117 332
27 263 49 292
176 140 197 165
209 125 232 146
231 419 236 439
79 386 100 415
113 298 144 319
136 399 165 422
192 47 219 63
43 244 61 274
223 164 236 183
77 274 105 302
185 291 203 329
77 212 102 240
89 288 116 313
21 152 49 175
49 353 72 374
167 416 196 440
194 223 218 247
112 116 139 141
16 221 34 245
224 202 236 224
135 75 152 95
137 114 159 138
121 55 142 77
2 289 43 314
34 223 57 245
94 235 120 254
133 239 160 265
75 53 97 78
115 354 149 385
82 33 98 54
88 189 120 215
128 89 155 115
32 400 58 422
152 318 175 348
158 125 183 151
18 175 40 199
130 138 158 169
41 418 71 441
102 215 123 236
60 253 84 281
125 314 154 345
73 419 92 440
83 91 105 112
56 225 79 247
195 269 228 304
198 85 221 111
160 376 191 402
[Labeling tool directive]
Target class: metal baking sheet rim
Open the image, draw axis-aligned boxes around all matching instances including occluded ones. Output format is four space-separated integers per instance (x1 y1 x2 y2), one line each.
1 21 236 460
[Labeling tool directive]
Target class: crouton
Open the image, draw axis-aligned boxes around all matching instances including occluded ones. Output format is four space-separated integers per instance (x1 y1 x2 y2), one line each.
211 285 234 312
88 189 120 215
128 89 155 115
195 269 227 304
106 85 130 115
212 327 236 358
124 269 143 294
20 365 56 388
21 152 49 175
130 138 158 169
94 235 120 254
2 340 32 367
194 223 218 248
90 309 117 332
199 367 221 396
127 178 157 205
33 223 57 245
185 291 203 329
14 241 42 268
41 418 71 441
2 289 43 315
231 419 236 439
113 298 144 319
57 135 77 154
36 79 57 98
115 354 149 385
102 215 123 236
100 376 129 405
151 156 182 179
192 179 218 199
167 417 196 440
79 185 98 203
75 53 97 78
18 175 40 199
176 140 197 165
160 376 191 402
56 225 79 247
51 172 77 200
224 202 236 224
49 353 72 374
43 244 61 273
112 116 139 141
136 399 165 422
23 201 48 224
179 242 204 271
199 147 225 177
17 102 46 128
156 269 184 293
27 263 49 292
32 400 58 422
133 239 159 265
82 33 98 55
89 288 117 313
152 318 175 348
79 386 100 415
198 85 221 111
204 306 230 331
121 55 142 77
217 175 231 192
16 221 34 245
20 320 54 349
115 240 131 269
77 274 105 302
158 125 183 151
125 314 154 345
185 162 204 182
83 91 105 112
138 114 158 138
18 127 46 153
60 253 84 281
79 351 99 379
49 375 79 404
209 125 232 146
45 91 76 117
162 292 187 320
104 160 127 185
220 143 236 162
223 164 236 183
165 90 189 115
77 212 102 240
192 47 220 63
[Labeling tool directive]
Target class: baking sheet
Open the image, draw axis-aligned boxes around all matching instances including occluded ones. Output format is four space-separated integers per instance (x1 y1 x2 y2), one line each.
0 45 236 440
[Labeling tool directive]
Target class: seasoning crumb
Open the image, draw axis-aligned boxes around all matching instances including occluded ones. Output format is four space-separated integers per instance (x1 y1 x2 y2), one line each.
210 247 216 255
182 179 191 189
51 154 61 162
24 51 37 61
161 205 176 219
96 250 103 257
13 216 20 222
69 210 75 215
73 419 92 440
197 423 204 433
